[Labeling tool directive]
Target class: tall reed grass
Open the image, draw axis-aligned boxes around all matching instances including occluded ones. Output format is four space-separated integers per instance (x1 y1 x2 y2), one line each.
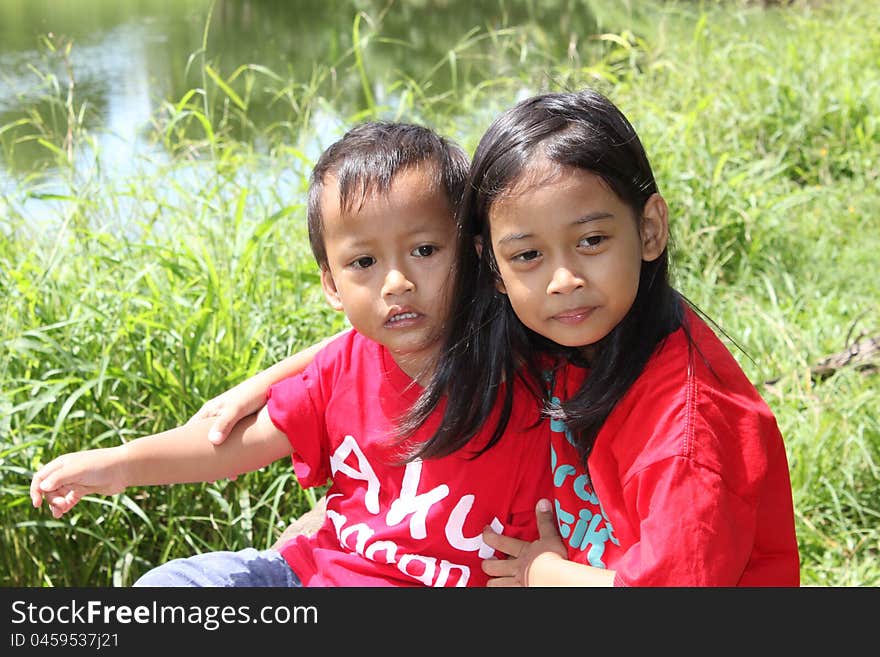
2 0 878 585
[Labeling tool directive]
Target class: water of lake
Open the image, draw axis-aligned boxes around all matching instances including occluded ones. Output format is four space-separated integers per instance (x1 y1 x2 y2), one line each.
0 0 618 222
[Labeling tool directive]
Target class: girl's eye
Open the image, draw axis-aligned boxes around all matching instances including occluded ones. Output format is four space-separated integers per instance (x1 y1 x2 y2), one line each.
579 235 605 249
351 256 376 269
412 244 437 257
512 249 540 263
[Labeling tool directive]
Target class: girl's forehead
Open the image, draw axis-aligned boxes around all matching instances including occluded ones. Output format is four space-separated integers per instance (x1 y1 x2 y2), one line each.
501 155 567 200
489 164 610 219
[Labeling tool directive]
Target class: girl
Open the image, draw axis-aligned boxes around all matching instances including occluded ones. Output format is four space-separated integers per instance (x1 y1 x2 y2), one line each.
412 88 800 586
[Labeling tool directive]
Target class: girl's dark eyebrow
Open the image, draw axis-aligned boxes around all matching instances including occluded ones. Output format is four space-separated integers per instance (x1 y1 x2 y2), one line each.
498 211 614 245
497 232 531 246
575 211 614 224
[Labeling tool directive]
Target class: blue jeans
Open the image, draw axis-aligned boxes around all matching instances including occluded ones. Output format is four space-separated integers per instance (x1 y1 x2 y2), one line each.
133 548 302 587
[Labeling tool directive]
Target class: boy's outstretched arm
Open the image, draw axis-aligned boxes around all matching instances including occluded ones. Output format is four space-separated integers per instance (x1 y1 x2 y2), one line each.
31 407 291 519
190 330 349 445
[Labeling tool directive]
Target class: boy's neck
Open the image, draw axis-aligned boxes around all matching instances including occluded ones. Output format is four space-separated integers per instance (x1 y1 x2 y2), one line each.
387 349 437 386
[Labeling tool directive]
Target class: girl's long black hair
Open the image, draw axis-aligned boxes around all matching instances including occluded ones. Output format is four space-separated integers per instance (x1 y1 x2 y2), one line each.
401 89 685 465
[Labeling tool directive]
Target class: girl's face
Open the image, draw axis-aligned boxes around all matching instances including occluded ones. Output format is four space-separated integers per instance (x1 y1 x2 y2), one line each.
487 161 667 350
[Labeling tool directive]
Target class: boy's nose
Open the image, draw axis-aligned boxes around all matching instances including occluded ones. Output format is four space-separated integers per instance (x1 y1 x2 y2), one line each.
546 266 585 295
382 268 415 297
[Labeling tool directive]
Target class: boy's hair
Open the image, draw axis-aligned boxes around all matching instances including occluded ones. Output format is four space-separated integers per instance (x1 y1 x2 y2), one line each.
405 89 684 464
306 121 469 269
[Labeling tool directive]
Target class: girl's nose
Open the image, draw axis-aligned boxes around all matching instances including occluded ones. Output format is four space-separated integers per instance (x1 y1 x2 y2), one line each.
382 268 415 297
546 266 585 295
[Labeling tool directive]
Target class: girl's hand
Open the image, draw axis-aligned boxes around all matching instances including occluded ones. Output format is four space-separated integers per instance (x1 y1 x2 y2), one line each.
481 498 567 587
189 332 346 445
188 380 266 446
30 447 128 518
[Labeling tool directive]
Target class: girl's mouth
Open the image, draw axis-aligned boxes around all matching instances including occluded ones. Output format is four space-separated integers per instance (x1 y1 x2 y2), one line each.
552 307 594 324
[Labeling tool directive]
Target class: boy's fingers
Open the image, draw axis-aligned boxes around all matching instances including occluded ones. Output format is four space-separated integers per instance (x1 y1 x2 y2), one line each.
38 473 63 494
34 457 68 490
30 460 62 507
30 474 44 507
45 488 82 515
45 489 70 509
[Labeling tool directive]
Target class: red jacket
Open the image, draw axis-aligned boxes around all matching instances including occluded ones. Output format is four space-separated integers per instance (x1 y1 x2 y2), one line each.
549 307 800 586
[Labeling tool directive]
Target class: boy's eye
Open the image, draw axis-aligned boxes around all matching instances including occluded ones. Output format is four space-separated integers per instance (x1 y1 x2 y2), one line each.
512 249 540 262
412 245 437 257
350 256 376 269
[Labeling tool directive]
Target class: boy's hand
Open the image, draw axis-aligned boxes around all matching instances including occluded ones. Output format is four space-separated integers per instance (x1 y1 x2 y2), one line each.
480 498 567 586
30 447 128 518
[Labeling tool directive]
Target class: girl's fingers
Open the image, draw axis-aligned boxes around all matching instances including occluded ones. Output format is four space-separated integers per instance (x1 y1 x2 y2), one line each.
208 411 237 445
535 499 559 539
188 401 221 424
486 576 521 588
481 557 516 577
482 526 526 558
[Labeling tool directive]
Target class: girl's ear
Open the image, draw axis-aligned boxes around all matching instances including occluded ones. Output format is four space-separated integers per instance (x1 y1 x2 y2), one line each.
320 267 345 311
640 193 669 262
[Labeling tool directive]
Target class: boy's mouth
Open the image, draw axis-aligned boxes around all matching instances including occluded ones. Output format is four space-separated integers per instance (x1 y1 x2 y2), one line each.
385 309 422 327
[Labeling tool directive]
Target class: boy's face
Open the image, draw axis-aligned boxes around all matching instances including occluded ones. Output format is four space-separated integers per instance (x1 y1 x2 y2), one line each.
319 166 458 380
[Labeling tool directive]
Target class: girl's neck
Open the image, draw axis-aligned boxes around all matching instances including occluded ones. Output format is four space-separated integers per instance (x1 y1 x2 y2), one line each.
576 345 597 367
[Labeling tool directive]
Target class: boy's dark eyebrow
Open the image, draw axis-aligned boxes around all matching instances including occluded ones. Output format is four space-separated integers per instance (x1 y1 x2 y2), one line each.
497 211 614 246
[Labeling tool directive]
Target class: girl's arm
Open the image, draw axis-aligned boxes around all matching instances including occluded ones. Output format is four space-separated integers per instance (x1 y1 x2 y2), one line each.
481 499 616 587
191 329 350 445
30 407 290 519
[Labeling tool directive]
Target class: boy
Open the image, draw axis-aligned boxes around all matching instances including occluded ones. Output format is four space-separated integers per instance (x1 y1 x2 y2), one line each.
30 122 553 587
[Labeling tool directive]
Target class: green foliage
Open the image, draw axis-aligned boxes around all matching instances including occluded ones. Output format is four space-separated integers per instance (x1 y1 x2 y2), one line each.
2 0 878 586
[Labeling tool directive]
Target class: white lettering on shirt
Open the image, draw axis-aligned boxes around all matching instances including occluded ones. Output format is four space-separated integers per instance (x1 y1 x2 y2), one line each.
340 522 374 555
445 494 504 558
435 560 470 587
330 435 381 513
397 554 437 586
385 459 449 539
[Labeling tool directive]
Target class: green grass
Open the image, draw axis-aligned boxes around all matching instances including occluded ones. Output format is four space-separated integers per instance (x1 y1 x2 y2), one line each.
2 0 878 586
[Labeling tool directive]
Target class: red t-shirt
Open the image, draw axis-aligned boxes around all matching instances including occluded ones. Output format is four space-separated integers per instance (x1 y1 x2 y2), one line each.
548 308 800 586
267 330 553 587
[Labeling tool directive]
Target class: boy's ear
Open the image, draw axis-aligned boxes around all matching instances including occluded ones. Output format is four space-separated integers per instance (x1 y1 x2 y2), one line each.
320 267 345 311
640 193 669 262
